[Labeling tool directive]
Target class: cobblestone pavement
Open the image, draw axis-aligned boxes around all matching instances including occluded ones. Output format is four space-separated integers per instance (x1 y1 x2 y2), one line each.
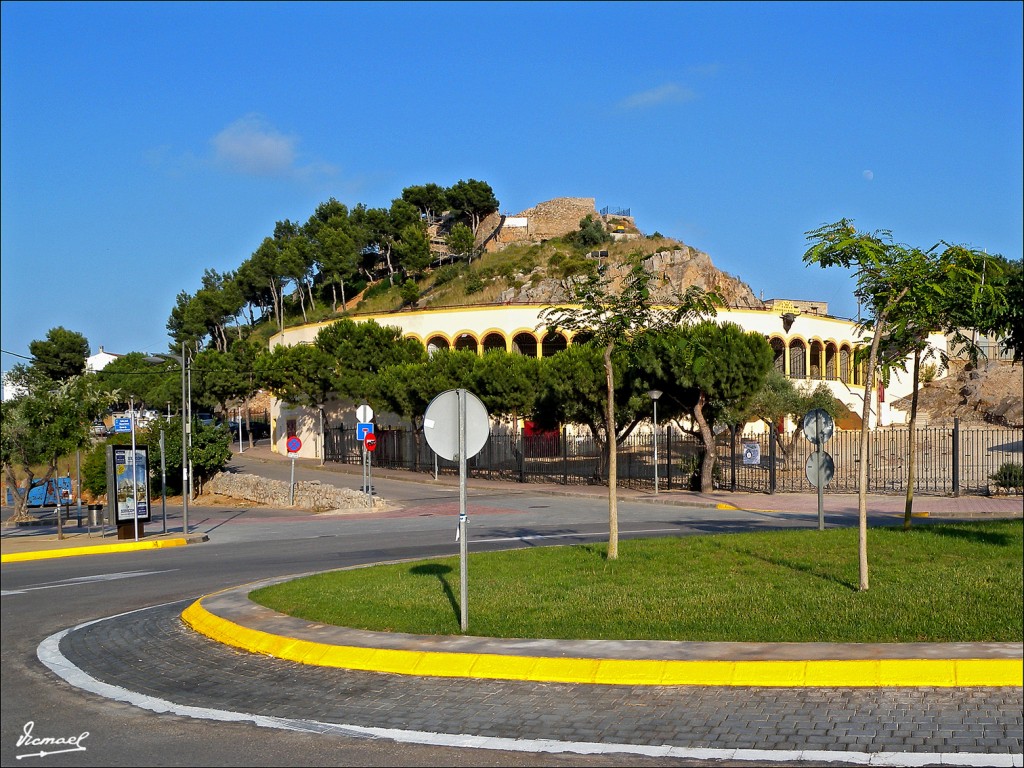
56 602 1023 762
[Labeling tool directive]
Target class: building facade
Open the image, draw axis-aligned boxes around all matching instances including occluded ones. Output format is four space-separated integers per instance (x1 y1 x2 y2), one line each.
266 303 948 460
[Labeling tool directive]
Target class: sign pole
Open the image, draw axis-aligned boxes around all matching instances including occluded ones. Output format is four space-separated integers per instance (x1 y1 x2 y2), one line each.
130 398 139 542
289 455 296 506
458 388 468 633
160 429 167 534
816 412 824 530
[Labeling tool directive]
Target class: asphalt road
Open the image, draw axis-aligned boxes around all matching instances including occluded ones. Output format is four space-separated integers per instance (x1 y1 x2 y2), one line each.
2 458 1021 767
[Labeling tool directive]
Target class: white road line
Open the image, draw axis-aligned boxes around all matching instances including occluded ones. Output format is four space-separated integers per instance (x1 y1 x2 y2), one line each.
474 528 681 544
2 570 176 597
36 605 1022 768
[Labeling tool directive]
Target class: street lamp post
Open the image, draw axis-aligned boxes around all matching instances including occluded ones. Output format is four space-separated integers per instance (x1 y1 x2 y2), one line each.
649 390 663 494
147 347 189 536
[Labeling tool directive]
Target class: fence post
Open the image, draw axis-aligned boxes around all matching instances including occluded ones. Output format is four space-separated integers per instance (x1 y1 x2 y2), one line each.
666 426 673 490
768 424 777 494
730 426 737 492
951 417 960 498
562 426 568 485
518 428 525 483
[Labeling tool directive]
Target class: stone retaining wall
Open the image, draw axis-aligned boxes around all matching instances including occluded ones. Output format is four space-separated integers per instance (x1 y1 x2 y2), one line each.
207 472 384 513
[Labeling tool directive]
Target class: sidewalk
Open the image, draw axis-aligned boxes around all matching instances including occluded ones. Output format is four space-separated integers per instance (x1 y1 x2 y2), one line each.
247 442 1024 520
4 443 1020 563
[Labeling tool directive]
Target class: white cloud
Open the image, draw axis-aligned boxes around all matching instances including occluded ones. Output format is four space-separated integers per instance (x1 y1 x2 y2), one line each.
616 83 697 111
211 114 299 176
863 170 874 182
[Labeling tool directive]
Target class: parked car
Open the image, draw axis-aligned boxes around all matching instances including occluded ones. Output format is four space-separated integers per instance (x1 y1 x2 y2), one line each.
195 413 216 427
90 421 110 437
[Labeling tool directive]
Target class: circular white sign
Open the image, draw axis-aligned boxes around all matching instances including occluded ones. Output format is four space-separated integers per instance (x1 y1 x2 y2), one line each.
805 451 835 488
423 389 490 461
802 408 834 445
356 404 374 423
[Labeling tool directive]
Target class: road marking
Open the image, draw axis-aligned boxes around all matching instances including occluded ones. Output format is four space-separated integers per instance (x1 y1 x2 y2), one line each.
2 570 176 597
37 605 1021 768
474 528 681 544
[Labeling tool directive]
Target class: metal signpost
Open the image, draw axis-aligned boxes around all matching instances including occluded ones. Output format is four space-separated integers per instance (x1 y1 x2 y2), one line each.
802 408 835 530
356 404 375 502
423 389 490 633
286 435 301 506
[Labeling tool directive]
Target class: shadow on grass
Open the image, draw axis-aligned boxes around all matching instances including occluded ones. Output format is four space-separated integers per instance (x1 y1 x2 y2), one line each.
714 540 859 592
906 523 1013 547
409 563 460 622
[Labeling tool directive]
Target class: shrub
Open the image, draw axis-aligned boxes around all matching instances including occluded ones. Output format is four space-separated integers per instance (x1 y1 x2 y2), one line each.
990 462 1023 492
431 264 463 286
465 272 485 295
400 279 419 306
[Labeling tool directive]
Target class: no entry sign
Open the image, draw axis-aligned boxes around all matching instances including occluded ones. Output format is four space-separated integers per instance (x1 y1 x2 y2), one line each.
364 434 377 452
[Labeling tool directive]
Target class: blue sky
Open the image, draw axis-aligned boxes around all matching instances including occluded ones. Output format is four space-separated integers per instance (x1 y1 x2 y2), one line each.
2 1 1021 365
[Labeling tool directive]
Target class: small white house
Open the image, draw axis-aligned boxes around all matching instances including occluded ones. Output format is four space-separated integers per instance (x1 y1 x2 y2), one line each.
86 346 122 373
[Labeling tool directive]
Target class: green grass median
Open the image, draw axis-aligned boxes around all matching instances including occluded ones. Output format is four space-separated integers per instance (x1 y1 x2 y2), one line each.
250 520 1023 643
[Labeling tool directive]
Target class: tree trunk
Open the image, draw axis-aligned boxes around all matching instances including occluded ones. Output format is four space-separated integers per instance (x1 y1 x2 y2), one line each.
604 342 618 560
4 466 34 522
693 392 717 493
857 318 886 592
903 348 922 529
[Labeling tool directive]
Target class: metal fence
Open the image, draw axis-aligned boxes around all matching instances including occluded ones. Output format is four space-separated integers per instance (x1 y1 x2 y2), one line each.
324 419 1023 497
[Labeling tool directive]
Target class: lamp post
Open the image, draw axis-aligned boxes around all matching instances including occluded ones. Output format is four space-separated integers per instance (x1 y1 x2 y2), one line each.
147 347 190 536
648 389 663 494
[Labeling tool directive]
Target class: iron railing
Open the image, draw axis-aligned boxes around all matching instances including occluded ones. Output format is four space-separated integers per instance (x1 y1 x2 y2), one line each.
323 419 1022 497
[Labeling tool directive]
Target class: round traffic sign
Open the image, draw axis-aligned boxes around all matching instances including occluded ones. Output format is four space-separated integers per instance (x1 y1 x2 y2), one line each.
805 450 835 488
364 434 377 452
802 408 835 445
286 436 302 453
423 389 490 461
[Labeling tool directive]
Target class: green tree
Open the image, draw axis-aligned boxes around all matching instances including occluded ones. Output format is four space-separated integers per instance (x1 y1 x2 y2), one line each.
28 327 90 382
472 351 541 433
314 318 427 403
643 322 773 491
304 199 361 311
401 183 449 223
731 370 844 466
804 219 950 590
394 223 433 279
445 223 477 263
1 376 115 525
95 352 178 414
566 215 611 249
540 252 718 559
446 179 498 235
374 349 478 468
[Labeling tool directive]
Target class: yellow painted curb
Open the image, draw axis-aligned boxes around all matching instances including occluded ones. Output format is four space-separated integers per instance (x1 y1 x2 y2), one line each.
1 537 188 563
180 598 1024 688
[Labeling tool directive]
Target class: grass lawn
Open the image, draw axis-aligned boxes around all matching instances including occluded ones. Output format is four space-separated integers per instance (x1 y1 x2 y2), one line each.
249 520 1023 643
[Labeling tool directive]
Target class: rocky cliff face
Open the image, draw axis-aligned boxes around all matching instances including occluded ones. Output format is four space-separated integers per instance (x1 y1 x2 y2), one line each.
498 245 761 309
475 196 761 308
892 359 1024 428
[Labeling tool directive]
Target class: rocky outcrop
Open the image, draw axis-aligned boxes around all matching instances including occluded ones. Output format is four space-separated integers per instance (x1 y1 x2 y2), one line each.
892 360 1023 428
207 472 387 513
496 246 761 309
